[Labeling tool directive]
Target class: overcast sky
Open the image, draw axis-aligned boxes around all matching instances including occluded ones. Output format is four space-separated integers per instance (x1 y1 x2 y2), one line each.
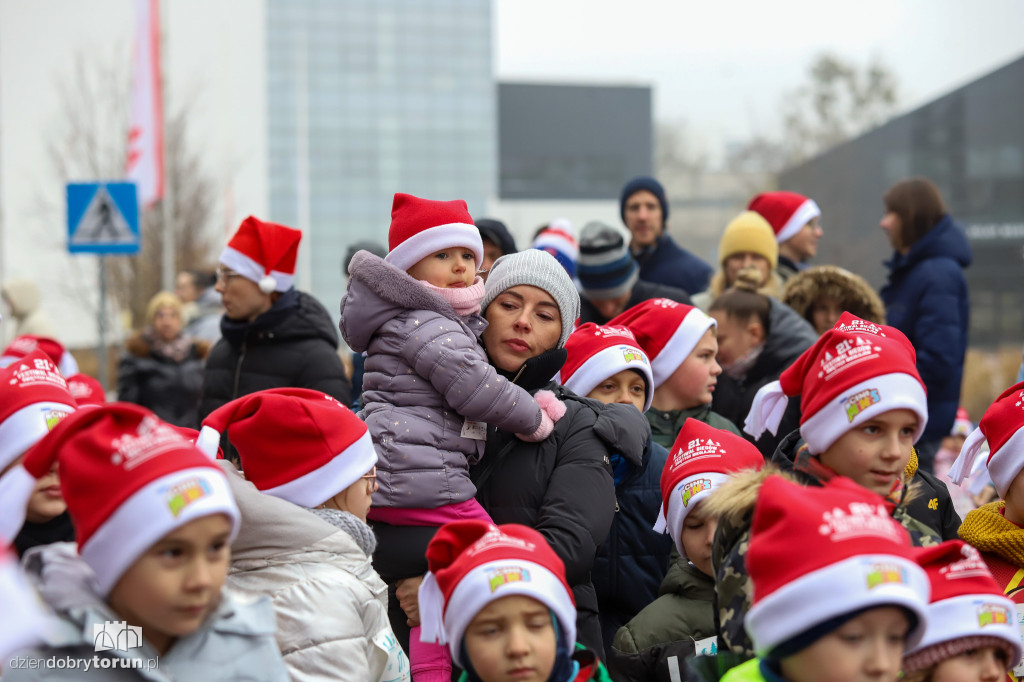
496 0 1024 161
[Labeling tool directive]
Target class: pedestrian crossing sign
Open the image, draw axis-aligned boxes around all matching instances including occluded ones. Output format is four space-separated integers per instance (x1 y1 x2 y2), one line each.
67 182 140 254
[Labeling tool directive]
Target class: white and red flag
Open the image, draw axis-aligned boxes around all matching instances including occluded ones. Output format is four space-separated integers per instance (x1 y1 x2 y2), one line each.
125 0 164 208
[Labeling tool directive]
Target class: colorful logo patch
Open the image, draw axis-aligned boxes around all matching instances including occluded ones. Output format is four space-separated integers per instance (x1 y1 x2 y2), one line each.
681 478 712 507
866 562 908 589
486 566 531 593
977 603 1010 627
164 477 213 518
621 348 648 365
843 388 880 423
43 408 71 431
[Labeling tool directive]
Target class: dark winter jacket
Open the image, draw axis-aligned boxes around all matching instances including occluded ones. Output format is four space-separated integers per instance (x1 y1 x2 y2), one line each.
592 437 674 653
709 432 943 658
117 331 209 427
609 558 716 682
881 214 971 442
14 512 74 559
579 280 692 325
711 298 816 458
775 254 802 283
198 289 350 437
648 403 741 450
633 233 714 296
471 361 651 658
903 448 963 540
340 251 543 509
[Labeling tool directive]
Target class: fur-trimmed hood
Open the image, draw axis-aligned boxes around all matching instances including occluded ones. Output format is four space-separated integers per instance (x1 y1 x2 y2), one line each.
124 329 210 359
782 265 886 329
703 464 794 529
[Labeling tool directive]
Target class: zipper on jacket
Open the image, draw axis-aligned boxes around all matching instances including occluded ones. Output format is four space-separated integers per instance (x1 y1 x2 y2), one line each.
232 340 247 399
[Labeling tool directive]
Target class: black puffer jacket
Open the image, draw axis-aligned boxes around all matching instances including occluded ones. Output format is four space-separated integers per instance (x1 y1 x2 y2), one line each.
711 299 816 457
117 331 209 427
198 289 350 432
471 354 651 659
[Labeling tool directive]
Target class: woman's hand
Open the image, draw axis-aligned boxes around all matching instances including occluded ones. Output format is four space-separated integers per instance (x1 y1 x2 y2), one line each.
396 575 424 627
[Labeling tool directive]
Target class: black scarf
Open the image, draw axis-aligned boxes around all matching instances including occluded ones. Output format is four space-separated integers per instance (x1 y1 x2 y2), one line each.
219 288 301 347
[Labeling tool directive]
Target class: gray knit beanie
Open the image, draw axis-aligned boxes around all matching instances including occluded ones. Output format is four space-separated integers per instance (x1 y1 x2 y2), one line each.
481 250 581 348
577 221 639 300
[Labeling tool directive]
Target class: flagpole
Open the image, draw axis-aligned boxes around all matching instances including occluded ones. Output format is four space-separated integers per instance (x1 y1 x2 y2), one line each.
158 0 174 293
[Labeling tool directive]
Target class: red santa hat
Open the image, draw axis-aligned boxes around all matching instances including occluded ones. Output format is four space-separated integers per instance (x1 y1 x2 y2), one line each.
903 540 1021 673
745 312 927 455
418 521 576 666
0 334 79 377
197 388 377 508
609 299 716 389
0 349 77 472
949 380 1024 498
951 406 973 438
0 544 48 662
384 193 483 272
748 191 821 244
745 475 930 656
654 419 764 557
0 404 238 595
219 216 302 294
66 373 106 407
531 219 579 277
556 323 654 412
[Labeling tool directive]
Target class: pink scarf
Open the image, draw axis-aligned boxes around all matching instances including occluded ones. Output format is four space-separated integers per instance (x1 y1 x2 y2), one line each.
419 276 485 317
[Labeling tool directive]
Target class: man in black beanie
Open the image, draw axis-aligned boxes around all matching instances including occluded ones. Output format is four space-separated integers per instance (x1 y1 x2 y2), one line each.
620 176 713 296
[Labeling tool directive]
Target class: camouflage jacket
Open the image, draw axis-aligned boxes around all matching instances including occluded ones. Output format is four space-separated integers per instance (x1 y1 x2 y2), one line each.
706 430 942 658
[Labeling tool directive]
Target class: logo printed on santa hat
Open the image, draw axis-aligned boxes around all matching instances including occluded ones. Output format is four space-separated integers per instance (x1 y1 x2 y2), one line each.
681 478 712 507
978 603 1011 627
843 388 881 422
163 477 214 518
10 358 68 389
653 298 679 309
834 318 887 336
940 543 994 580
817 501 907 543
487 566 532 593
672 437 725 469
817 336 881 380
594 325 638 341
865 562 909 589
110 415 190 468
621 348 648 365
43 407 72 431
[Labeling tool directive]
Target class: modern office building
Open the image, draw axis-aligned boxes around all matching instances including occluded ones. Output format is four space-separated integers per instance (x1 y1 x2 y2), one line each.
780 55 1024 348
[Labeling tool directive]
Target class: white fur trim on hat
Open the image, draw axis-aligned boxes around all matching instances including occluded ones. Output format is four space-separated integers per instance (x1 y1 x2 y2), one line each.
533 231 579 260
746 553 930 656
559 344 654 412
799 373 928 455
432 559 577 668
654 472 731 558
219 245 295 293
776 199 821 244
906 592 1021 664
983 426 1024 499
744 381 788 440
650 310 716 388
262 430 378 508
0 465 38 544
385 223 484 272
82 467 240 596
0 400 76 472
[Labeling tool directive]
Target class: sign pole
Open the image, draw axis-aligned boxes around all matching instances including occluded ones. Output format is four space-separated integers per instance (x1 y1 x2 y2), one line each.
98 257 108 391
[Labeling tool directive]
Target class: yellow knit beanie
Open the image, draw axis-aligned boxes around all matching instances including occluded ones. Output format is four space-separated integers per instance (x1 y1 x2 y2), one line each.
718 211 779 268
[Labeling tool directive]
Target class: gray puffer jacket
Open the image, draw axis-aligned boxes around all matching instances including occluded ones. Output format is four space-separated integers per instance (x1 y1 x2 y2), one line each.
340 251 543 509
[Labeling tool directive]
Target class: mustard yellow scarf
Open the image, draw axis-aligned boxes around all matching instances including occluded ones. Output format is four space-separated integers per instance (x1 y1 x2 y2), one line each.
959 501 1024 567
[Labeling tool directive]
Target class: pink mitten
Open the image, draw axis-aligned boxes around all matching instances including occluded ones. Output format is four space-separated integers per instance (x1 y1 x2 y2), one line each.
516 390 566 442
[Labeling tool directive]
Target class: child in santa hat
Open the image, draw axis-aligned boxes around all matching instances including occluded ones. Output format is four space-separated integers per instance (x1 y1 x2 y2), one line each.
747 190 822 283
0 404 288 680
341 193 567 680
557 323 673 652
419 520 611 682
706 475 931 682
610 419 764 682
196 388 410 681
608 298 738 448
902 540 1021 682
715 313 954 657
950 381 1024 619
0 350 78 557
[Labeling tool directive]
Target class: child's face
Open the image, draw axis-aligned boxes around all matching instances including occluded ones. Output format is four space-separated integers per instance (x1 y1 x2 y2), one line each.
709 311 763 368
407 248 477 288
463 595 558 682
680 501 717 578
107 514 232 655
930 645 1009 682
818 409 917 497
586 369 647 412
659 328 721 409
780 606 909 682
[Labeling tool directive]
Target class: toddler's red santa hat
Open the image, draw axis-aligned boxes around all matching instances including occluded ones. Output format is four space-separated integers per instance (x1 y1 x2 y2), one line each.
903 540 1021 673
748 191 821 244
0 404 238 595
418 521 576 667
385 193 483 272
609 299 716 389
219 216 302 294
0 334 79 377
654 419 764 557
745 312 927 455
949 380 1024 498
197 387 377 508
66 373 106 407
0 349 77 474
557 323 654 412
951 406 973 438
745 475 929 656
0 544 48 662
